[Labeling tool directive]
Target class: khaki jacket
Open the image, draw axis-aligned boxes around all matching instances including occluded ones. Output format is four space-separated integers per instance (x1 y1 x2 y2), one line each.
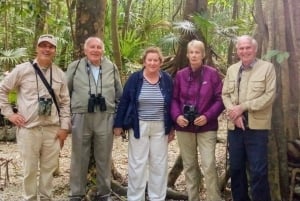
0 60 71 130
222 59 276 130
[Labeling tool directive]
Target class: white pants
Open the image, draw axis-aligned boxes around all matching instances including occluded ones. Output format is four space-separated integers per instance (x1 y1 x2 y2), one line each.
127 120 168 201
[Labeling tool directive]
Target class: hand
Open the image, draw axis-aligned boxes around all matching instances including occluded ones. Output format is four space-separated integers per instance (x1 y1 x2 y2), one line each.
176 115 189 128
227 105 244 120
113 128 123 136
194 115 207 126
56 129 69 148
168 129 175 143
8 113 26 127
233 116 245 130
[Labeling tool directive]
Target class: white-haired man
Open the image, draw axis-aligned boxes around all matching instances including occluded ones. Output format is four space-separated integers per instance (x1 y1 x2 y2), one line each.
222 35 276 201
66 37 123 201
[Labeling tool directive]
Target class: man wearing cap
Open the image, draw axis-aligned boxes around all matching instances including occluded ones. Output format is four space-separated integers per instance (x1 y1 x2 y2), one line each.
0 34 71 201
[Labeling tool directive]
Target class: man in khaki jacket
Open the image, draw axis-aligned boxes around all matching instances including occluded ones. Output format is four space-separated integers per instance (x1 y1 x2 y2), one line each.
0 34 71 201
222 35 276 201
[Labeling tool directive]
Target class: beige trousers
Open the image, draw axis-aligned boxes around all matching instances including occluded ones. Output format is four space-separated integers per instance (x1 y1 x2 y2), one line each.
17 126 60 201
176 130 222 201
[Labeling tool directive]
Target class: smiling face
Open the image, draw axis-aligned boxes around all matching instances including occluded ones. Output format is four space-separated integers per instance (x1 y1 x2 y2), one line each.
36 41 56 65
84 37 104 66
236 36 257 66
143 52 162 74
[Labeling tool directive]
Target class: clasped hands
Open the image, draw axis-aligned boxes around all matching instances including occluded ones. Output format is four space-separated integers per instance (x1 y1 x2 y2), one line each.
226 105 246 130
176 115 207 128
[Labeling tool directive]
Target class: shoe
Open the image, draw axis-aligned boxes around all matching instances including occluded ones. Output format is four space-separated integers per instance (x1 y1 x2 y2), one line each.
69 195 85 201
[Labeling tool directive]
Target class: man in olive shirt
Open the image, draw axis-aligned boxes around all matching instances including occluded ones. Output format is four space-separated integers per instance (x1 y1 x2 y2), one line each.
0 34 71 201
222 35 276 201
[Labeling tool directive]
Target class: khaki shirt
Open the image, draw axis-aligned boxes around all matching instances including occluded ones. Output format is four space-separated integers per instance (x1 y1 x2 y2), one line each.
222 59 276 130
0 60 71 130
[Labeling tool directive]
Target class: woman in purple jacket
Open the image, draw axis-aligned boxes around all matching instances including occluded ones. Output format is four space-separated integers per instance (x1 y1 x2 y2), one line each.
171 40 224 201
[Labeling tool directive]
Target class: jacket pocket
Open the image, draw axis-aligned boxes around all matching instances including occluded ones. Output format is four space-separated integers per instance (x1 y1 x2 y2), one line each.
22 78 36 90
249 79 265 98
227 80 235 93
52 79 63 92
251 81 265 92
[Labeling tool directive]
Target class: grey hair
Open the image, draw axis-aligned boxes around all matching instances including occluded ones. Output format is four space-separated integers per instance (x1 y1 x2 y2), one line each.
235 35 258 52
187 40 206 58
84 37 105 52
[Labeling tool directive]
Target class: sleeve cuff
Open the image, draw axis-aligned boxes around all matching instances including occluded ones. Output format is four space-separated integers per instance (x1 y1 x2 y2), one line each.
240 102 249 112
60 121 71 133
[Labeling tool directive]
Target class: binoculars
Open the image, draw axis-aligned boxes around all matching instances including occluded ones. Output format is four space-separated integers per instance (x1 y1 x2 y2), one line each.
38 97 52 116
88 94 107 113
183 104 199 125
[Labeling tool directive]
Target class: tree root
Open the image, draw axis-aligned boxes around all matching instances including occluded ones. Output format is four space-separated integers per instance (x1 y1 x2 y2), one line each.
0 158 14 187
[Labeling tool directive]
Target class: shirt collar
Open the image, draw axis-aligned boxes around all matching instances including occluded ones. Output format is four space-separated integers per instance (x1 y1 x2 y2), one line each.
241 59 257 70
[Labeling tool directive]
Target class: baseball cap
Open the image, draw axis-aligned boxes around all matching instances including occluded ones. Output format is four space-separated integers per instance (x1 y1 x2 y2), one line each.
37 34 57 47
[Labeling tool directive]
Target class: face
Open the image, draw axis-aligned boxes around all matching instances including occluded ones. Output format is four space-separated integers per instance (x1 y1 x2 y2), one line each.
143 52 162 74
187 46 204 68
84 38 104 65
36 42 56 63
236 39 257 66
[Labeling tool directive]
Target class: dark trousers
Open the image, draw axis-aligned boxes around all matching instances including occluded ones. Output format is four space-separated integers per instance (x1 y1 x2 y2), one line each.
228 128 271 201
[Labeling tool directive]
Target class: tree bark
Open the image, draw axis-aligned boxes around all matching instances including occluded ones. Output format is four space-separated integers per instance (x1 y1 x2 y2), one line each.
254 0 300 199
121 0 133 39
167 155 184 188
111 0 122 76
75 0 107 58
34 0 49 50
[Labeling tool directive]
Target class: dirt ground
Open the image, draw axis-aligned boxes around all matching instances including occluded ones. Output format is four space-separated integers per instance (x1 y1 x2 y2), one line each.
0 120 231 201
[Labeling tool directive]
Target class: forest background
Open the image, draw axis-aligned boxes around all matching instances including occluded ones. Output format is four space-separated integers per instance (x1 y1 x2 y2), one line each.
0 0 300 200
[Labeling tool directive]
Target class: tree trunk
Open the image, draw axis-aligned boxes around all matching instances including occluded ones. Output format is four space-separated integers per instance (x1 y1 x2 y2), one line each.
33 0 49 50
255 0 300 199
163 0 209 76
66 0 76 51
121 0 133 39
167 155 184 188
111 0 122 75
75 0 107 58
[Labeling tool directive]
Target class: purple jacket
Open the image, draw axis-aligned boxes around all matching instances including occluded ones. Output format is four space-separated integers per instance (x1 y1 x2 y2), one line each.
171 65 224 133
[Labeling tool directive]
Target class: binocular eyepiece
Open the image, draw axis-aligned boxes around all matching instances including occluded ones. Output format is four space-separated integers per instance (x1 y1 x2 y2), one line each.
88 94 107 113
38 97 52 116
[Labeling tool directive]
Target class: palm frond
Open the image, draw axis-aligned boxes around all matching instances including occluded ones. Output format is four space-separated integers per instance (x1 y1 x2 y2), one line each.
173 20 196 35
0 48 28 71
